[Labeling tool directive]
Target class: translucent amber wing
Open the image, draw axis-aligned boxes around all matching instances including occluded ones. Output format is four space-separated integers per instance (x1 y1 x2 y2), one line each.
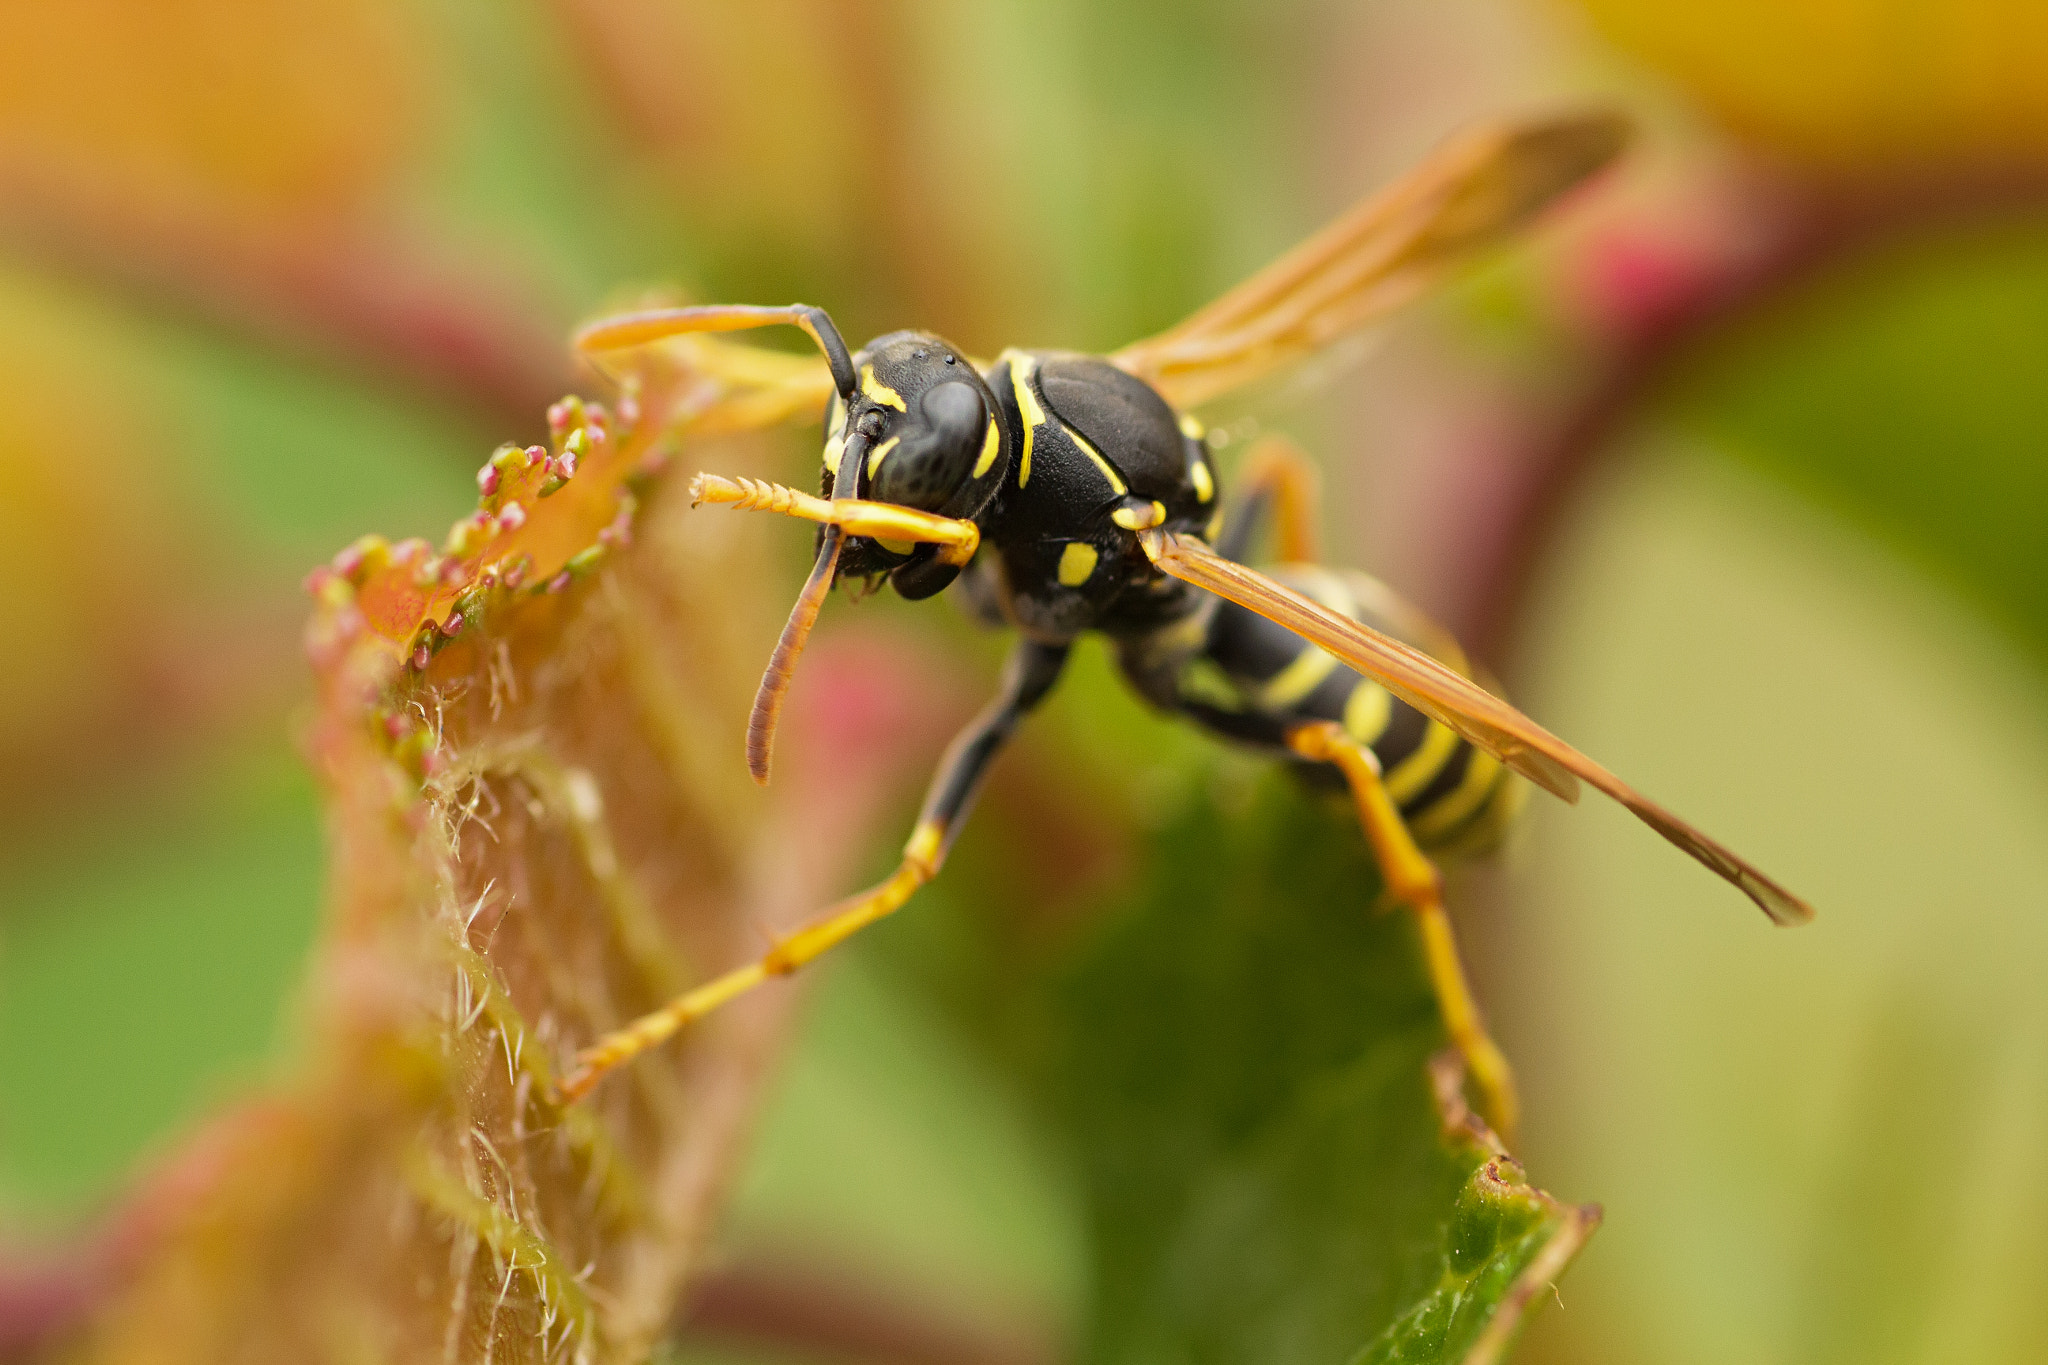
1112 113 1629 410
1140 531 1813 926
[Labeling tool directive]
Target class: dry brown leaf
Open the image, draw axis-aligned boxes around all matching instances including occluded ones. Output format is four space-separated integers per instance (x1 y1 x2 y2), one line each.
51 350 908 1364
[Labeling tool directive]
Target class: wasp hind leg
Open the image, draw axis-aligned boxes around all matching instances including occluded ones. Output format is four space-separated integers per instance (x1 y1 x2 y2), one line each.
1215 434 1324 565
1287 720 1520 1144
557 640 1071 1104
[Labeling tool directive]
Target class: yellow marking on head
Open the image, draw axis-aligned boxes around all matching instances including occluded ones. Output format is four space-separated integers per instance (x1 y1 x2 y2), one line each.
1384 719 1460 805
1252 643 1338 710
1010 357 1043 486
1409 748 1503 844
1191 459 1215 503
1179 413 1205 439
1057 541 1099 587
972 417 1001 478
861 364 907 410
1061 423 1128 496
823 395 849 470
1342 679 1392 745
865 435 901 477
876 537 915 555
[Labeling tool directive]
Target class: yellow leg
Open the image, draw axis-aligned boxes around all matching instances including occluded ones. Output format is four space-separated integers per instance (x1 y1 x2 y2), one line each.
1287 721 1520 1143
1230 435 1323 564
556 822 943 1104
557 640 1071 1105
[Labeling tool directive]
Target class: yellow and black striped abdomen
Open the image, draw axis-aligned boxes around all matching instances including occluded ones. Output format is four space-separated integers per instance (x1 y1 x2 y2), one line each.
1166 565 1525 858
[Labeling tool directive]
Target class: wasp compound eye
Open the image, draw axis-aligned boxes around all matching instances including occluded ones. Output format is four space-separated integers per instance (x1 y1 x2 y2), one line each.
869 379 986 511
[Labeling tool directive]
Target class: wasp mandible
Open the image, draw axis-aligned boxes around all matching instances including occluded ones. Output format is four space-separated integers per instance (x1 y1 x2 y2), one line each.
558 112 1812 1139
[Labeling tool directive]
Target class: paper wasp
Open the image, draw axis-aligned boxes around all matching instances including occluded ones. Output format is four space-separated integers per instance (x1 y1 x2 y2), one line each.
557 111 1811 1138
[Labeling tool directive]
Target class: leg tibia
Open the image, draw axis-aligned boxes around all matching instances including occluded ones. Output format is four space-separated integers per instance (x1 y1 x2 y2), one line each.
557 820 943 1104
559 641 1070 1106
1223 435 1324 565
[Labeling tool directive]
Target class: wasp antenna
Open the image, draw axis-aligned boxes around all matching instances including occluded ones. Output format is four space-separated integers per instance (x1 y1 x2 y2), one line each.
746 526 843 784
574 303 858 401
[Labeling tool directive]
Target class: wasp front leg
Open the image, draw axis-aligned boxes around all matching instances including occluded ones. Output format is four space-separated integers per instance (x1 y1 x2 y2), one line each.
1287 720 1520 1143
558 640 1071 1103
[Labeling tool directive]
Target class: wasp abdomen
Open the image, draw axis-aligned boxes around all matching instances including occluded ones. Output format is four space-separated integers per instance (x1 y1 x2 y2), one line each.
1148 566 1524 855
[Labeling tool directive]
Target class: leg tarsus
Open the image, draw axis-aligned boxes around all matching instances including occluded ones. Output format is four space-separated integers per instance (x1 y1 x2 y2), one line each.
1287 721 1521 1143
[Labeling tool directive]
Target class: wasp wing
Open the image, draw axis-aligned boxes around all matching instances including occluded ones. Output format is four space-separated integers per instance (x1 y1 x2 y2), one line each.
1140 530 1813 926
1112 112 1629 411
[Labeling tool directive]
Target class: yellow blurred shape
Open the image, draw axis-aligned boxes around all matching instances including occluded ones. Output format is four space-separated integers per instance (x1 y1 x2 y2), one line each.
1573 0 2048 174
0 0 429 221
0 272 179 760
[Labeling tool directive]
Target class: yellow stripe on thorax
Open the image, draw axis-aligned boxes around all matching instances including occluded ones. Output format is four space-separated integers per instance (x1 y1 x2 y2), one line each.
1060 422 1128 496
1008 354 1044 487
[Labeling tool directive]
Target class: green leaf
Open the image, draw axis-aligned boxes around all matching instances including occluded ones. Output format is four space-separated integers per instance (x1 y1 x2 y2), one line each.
1673 219 2048 660
917 767 1596 1365
1509 213 2048 1365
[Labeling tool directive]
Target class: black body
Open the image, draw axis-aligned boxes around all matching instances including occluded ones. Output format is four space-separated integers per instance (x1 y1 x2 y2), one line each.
819 328 1521 856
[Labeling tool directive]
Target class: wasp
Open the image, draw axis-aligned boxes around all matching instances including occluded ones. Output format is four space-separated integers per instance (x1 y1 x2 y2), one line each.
557 112 1811 1138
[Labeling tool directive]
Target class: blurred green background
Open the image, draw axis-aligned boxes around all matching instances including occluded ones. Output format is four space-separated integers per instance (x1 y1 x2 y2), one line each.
3 1 2047 1362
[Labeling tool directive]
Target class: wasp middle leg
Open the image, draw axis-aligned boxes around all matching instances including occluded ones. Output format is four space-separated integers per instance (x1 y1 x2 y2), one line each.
558 640 1071 1103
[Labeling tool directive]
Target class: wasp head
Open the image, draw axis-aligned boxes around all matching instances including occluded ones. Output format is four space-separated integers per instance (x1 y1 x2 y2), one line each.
820 331 1005 597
